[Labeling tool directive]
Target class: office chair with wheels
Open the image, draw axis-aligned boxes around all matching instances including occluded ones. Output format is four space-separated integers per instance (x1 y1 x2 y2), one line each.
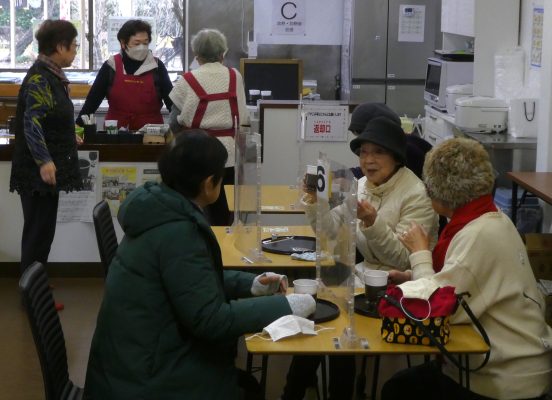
92 200 118 277
19 262 84 400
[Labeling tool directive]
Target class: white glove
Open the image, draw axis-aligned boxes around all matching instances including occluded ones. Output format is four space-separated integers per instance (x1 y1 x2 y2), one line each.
251 272 288 296
286 293 317 318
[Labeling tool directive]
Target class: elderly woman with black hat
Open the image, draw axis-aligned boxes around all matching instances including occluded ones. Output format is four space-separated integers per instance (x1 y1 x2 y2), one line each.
303 115 438 277
281 116 438 400
383 138 552 400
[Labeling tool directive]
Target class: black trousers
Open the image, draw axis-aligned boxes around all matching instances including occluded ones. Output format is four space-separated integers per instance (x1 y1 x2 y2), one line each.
20 193 59 275
205 167 234 226
381 361 546 400
281 355 355 400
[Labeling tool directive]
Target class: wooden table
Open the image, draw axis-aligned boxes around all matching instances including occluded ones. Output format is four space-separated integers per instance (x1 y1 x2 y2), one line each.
225 185 304 214
506 172 552 223
212 225 315 270
246 302 489 398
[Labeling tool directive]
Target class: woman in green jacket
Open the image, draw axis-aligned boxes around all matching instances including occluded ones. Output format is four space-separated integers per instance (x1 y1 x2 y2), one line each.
84 130 315 399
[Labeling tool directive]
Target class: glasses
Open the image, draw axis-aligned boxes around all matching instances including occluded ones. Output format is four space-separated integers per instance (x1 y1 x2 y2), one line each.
71 42 80 50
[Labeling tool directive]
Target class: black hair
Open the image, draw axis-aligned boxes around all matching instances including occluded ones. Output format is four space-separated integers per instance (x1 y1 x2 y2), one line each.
117 19 152 45
158 130 228 199
35 20 78 56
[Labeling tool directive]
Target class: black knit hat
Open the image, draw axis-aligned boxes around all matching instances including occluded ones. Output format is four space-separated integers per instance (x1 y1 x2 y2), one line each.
350 116 407 164
348 103 401 134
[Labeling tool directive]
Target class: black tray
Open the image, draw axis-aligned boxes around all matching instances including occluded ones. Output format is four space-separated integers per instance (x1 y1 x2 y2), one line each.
261 235 315 255
309 299 340 323
354 293 381 318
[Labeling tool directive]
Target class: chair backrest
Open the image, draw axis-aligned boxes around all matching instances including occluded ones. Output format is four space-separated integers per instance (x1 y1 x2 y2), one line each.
19 262 81 400
92 200 118 277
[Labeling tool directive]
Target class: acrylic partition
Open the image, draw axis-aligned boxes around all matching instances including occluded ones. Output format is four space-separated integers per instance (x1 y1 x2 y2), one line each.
315 153 359 348
232 128 270 262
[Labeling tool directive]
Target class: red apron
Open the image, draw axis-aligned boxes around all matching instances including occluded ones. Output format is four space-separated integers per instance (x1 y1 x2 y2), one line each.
106 54 164 131
183 67 239 137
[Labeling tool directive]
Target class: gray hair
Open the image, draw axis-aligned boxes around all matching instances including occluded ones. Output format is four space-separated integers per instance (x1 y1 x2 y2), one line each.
191 29 228 63
423 138 495 210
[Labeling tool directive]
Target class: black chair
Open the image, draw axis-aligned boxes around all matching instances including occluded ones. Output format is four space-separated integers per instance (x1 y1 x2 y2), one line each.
92 200 118 277
19 262 84 400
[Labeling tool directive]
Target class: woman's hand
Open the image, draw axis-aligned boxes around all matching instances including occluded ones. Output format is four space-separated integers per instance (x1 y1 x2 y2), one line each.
251 272 288 296
301 175 317 204
388 269 412 285
75 133 83 145
397 222 429 253
40 161 56 186
357 199 377 227
257 273 288 294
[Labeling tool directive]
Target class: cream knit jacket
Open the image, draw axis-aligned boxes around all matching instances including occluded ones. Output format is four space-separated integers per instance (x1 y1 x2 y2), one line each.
410 212 552 399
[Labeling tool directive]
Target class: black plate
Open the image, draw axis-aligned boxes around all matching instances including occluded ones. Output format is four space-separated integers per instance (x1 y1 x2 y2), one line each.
354 293 381 318
308 299 340 323
261 235 315 255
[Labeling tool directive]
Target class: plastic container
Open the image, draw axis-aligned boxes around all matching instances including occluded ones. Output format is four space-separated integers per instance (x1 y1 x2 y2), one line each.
494 187 542 233
248 89 260 105
261 90 273 100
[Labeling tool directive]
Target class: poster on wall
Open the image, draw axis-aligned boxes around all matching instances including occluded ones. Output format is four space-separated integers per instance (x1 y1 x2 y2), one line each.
531 7 543 68
398 5 425 43
141 168 161 185
271 0 306 36
100 166 137 215
57 151 99 223
254 0 343 45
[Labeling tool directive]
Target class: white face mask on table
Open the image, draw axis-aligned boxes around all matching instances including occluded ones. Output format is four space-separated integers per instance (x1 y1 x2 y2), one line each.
125 44 149 61
246 315 316 342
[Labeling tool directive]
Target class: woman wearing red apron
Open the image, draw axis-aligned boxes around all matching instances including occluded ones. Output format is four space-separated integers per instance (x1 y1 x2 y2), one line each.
76 19 173 131
169 28 249 225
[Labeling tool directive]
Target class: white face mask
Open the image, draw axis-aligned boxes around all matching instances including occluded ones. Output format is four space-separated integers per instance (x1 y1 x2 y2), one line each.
189 57 200 70
399 278 439 300
125 44 149 61
262 315 316 342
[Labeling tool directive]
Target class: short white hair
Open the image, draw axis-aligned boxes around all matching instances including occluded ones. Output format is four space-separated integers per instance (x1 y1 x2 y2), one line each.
191 29 228 63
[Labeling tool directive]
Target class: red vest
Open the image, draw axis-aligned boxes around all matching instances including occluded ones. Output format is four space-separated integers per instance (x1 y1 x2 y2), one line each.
182 67 239 137
106 54 164 131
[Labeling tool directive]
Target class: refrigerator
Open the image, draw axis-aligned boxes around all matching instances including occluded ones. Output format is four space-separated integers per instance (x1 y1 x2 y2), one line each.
349 0 441 117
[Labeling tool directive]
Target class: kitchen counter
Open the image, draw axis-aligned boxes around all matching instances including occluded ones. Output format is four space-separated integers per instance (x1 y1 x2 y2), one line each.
461 131 537 150
0 142 165 162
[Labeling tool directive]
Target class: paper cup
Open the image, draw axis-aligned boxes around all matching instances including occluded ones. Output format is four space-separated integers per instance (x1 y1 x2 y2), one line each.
293 279 318 298
363 270 388 303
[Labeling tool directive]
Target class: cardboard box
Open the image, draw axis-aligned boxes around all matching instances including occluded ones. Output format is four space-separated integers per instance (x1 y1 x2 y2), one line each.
524 234 552 281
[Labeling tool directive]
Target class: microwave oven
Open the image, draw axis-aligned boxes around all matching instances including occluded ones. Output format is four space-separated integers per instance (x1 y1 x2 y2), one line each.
424 57 474 111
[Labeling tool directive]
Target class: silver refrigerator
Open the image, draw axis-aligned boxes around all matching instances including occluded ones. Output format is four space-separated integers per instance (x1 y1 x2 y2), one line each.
349 0 441 117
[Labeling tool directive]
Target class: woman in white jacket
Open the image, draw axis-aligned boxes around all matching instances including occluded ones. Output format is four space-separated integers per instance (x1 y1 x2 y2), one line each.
302 116 439 279
384 138 552 400
282 116 439 400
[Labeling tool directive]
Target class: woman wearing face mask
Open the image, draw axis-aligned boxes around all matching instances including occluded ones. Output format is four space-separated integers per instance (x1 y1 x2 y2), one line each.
76 19 173 131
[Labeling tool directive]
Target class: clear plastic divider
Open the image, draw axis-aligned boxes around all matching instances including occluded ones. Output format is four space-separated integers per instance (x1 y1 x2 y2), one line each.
315 153 359 348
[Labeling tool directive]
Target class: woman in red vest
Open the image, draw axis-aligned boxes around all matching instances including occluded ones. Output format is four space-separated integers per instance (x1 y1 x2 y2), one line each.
76 19 173 131
169 28 249 225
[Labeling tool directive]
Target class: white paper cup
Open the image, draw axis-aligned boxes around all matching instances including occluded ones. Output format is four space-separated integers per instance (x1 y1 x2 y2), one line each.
363 270 388 302
293 279 318 297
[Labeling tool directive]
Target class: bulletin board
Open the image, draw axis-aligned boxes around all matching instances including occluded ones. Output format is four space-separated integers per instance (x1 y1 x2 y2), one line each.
253 0 344 45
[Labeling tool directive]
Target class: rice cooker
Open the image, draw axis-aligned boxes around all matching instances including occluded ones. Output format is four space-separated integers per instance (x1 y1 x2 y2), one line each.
445 84 473 115
454 96 508 133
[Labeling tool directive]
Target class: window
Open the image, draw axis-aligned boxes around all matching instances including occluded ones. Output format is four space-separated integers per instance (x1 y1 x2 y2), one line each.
0 0 183 71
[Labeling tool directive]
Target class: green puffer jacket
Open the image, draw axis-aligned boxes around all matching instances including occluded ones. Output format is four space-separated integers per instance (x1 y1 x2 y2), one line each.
84 182 292 400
